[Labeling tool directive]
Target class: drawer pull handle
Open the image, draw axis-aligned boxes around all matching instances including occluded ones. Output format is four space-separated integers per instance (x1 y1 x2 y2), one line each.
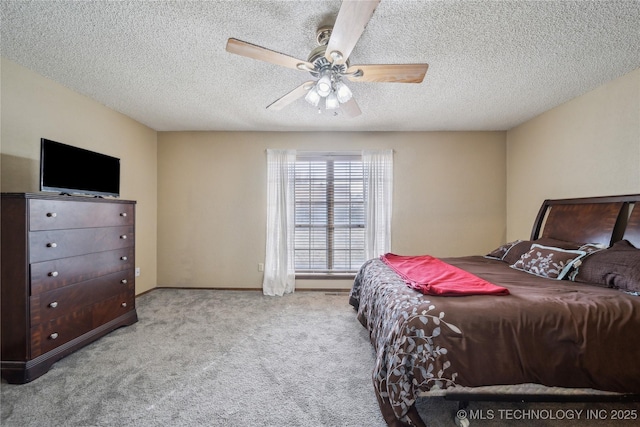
121 279 128 284
121 302 127 308
46 242 57 248
120 256 128 261
49 333 59 340
120 212 127 217
46 212 57 218
120 235 127 239
49 301 58 308
48 271 59 277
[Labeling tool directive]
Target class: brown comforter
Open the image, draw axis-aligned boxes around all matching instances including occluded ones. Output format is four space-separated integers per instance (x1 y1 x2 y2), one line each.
349 256 640 427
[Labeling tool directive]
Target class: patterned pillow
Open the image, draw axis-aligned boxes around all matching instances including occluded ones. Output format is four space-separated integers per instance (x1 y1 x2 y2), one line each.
510 244 586 280
570 240 640 292
502 238 582 265
485 240 522 260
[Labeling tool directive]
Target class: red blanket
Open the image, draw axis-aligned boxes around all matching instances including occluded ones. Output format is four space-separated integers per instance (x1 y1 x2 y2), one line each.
380 253 510 296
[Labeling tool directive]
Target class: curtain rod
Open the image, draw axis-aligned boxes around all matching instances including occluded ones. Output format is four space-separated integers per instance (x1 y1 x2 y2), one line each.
264 149 393 154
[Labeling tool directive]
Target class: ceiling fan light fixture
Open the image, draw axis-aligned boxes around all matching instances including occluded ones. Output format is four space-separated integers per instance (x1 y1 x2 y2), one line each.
335 81 352 103
304 86 321 107
325 92 340 110
316 73 333 97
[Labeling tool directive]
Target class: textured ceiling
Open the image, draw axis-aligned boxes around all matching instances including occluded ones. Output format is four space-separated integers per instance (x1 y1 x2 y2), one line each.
1 0 639 132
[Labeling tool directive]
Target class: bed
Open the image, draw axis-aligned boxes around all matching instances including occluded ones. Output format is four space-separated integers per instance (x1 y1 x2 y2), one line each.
349 194 640 427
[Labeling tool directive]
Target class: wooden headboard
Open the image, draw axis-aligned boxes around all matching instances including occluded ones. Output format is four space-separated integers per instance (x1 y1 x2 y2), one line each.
623 203 640 248
530 194 640 247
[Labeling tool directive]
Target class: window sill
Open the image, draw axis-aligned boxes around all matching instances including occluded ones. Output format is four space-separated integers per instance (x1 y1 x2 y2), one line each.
295 273 356 280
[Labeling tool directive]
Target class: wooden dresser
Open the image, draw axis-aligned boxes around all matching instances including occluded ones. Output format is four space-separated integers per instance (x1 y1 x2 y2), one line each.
1 193 138 383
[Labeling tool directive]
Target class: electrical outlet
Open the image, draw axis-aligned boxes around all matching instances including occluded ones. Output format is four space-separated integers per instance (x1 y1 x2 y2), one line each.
258 263 264 272
135 267 141 277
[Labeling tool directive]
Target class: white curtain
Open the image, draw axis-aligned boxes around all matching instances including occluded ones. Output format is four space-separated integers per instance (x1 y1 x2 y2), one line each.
363 149 393 260
263 149 296 296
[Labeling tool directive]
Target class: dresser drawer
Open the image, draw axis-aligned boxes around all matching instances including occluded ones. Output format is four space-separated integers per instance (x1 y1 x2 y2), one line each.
29 226 134 263
92 292 135 327
31 270 134 325
29 199 134 231
31 307 94 357
30 247 133 295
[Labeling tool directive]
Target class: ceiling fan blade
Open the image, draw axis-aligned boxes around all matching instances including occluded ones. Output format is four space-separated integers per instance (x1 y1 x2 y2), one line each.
266 81 315 111
346 64 429 83
226 38 313 71
325 0 381 64
340 97 362 118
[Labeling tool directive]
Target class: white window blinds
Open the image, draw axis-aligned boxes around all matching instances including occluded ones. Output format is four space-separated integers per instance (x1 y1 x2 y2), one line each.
294 153 365 273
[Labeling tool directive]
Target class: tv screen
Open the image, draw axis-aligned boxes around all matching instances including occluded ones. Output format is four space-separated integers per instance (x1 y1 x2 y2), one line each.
40 138 120 197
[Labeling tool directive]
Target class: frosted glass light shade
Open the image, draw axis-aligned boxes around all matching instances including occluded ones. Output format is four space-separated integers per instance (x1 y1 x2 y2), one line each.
335 81 352 103
316 74 332 97
305 87 321 107
325 92 340 109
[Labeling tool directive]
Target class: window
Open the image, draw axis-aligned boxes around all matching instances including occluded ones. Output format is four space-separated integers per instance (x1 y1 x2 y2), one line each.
294 153 365 274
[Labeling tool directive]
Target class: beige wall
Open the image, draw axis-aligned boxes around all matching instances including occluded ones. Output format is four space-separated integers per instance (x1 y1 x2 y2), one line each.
506 68 640 241
1 58 158 295
157 131 506 289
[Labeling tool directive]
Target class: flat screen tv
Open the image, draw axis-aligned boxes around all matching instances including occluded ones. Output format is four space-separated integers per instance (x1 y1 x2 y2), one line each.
40 138 120 197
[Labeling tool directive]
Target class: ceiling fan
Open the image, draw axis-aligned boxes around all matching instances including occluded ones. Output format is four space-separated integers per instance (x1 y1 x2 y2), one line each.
225 0 429 118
